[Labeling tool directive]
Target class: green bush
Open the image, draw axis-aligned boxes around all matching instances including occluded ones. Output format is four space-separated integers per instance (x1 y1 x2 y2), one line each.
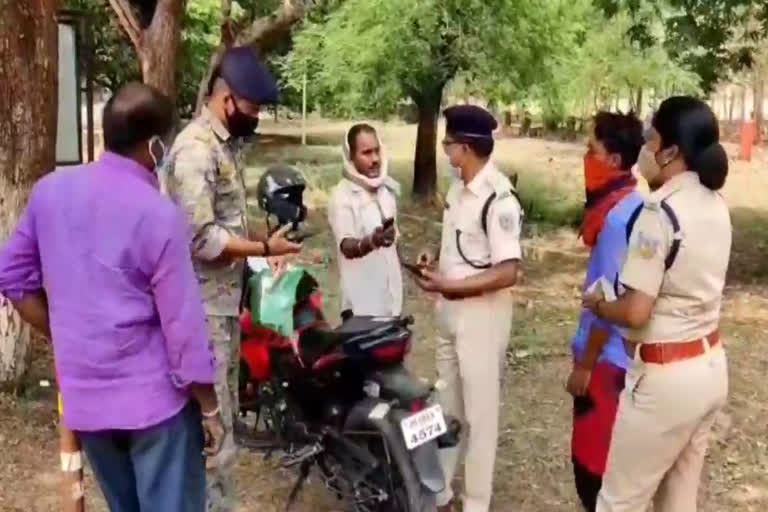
516 171 583 230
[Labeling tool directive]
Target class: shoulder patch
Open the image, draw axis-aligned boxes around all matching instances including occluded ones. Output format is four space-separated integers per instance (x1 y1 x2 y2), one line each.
635 231 661 259
499 212 517 232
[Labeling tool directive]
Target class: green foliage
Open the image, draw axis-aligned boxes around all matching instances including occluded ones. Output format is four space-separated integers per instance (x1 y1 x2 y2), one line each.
281 0 568 117
598 0 768 92
65 0 140 91
177 0 222 116
534 8 701 122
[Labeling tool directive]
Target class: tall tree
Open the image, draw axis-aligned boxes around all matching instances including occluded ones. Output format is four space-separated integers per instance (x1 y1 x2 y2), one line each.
108 0 185 98
96 0 317 110
533 9 700 125
0 0 58 389
283 0 565 198
598 0 767 92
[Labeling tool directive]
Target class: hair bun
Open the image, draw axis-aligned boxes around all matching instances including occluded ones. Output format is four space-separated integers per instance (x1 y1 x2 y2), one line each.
693 142 728 191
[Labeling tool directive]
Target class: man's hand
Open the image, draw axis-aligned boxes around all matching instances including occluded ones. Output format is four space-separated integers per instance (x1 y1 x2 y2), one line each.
268 254 296 280
582 291 603 315
416 268 448 294
267 224 303 256
380 222 396 247
566 363 592 397
417 248 437 268
370 225 389 248
202 412 226 457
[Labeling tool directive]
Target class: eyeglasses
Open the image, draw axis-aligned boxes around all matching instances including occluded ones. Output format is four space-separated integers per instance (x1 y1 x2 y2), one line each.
441 139 460 148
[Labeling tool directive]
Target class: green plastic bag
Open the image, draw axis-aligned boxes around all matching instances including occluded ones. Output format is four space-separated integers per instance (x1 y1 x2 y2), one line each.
248 267 306 337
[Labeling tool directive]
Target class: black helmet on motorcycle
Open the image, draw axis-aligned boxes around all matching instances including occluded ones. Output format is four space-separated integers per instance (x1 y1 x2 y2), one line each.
256 165 308 233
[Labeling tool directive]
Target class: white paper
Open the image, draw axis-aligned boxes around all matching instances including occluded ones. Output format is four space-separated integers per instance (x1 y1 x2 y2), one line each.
586 276 617 302
368 402 390 420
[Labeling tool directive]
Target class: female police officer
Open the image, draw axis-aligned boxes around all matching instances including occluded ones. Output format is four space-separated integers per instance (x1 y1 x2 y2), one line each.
583 96 731 512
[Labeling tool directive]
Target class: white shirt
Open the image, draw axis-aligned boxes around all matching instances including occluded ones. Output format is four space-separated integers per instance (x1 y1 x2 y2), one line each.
439 161 523 280
327 178 403 317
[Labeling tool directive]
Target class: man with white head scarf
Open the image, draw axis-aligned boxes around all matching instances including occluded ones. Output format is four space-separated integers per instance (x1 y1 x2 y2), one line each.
327 123 403 319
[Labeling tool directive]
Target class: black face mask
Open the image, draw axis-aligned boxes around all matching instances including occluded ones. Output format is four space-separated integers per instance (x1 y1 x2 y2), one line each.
226 98 259 138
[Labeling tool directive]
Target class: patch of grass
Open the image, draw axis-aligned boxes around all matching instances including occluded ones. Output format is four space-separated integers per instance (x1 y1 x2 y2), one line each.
515 169 583 230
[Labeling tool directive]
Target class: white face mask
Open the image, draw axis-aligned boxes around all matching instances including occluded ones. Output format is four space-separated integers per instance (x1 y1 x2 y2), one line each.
148 135 166 169
637 145 662 183
446 166 462 180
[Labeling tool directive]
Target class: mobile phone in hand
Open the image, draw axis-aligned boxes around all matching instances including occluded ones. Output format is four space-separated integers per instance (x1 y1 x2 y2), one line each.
382 217 395 229
401 261 424 278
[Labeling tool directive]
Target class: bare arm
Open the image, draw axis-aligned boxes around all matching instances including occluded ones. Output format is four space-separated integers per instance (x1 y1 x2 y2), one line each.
588 288 655 329
578 327 610 369
11 292 50 338
440 260 519 297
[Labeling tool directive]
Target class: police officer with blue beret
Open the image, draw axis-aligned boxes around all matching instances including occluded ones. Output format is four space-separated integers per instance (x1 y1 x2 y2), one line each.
161 46 301 512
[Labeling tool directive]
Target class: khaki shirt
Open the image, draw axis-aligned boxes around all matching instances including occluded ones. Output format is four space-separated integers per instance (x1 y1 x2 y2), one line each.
621 171 731 343
162 107 248 317
438 161 522 281
327 178 403 316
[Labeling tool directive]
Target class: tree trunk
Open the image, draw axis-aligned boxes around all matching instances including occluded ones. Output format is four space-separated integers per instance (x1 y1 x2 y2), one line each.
635 87 644 117
0 0 58 390
740 84 748 122
728 91 735 121
412 89 444 199
753 68 764 143
108 0 183 100
138 0 184 99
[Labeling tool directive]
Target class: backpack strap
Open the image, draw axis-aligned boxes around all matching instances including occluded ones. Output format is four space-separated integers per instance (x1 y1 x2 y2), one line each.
625 200 681 270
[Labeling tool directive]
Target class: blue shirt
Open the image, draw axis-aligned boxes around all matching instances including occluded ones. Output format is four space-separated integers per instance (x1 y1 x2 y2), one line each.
571 192 643 369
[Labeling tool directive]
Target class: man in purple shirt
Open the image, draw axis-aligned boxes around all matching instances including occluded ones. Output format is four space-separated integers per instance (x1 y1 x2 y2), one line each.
0 83 222 512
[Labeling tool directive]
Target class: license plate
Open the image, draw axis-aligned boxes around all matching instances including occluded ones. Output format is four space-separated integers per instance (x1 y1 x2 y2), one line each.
400 404 447 450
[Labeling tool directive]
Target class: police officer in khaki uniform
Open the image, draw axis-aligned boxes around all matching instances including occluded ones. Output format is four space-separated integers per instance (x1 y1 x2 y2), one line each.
163 47 300 512
584 96 731 512
415 105 522 512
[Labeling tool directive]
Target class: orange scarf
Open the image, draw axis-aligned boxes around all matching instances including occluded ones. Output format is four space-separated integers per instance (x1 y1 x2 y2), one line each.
581 154 636 247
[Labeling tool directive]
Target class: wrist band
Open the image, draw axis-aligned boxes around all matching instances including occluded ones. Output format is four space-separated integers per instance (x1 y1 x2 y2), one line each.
202 406 219 419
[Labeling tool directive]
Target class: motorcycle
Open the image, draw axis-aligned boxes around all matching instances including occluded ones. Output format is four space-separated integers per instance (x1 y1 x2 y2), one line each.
238 258 461 512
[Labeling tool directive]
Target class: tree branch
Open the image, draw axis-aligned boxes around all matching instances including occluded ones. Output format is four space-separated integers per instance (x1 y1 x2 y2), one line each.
195 0 317 114
221 0 234 46
236 0 309 53
107 0 141 48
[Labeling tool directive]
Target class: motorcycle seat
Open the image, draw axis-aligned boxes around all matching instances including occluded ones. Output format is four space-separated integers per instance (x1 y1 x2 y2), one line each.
298 316 411 367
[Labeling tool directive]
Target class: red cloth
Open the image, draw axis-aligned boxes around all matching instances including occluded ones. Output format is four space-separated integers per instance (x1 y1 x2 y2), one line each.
581 154 636 247
571 361 625 476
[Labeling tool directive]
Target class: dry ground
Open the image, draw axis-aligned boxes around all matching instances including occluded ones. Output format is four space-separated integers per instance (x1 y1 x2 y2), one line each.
2 118 768 511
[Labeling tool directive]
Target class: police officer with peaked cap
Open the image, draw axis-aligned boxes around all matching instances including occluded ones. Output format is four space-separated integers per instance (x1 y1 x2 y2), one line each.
415 104 523 512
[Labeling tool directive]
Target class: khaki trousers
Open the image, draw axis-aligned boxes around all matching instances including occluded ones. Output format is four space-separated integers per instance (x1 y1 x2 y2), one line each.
597 342 728 512
434 292 513 512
